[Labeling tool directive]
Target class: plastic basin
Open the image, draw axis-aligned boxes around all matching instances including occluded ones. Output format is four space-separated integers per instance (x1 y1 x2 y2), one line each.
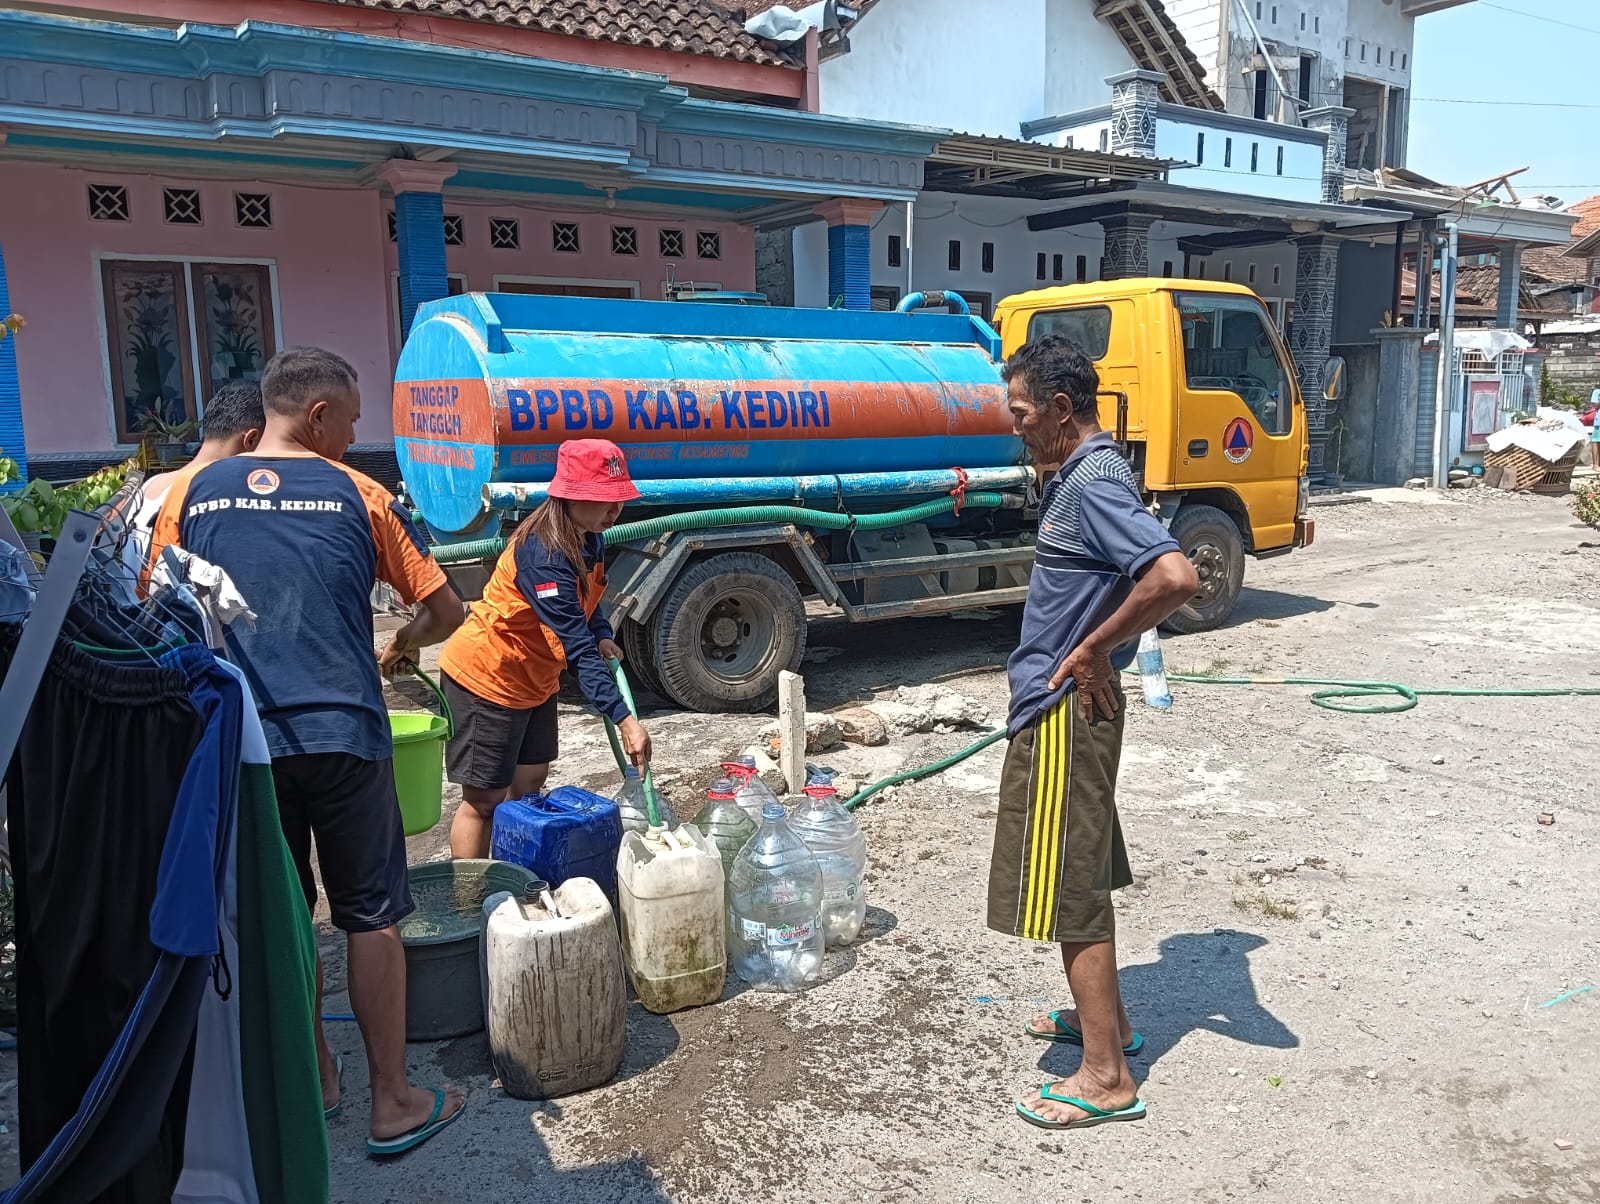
390 712 447 836
400 859 539 1042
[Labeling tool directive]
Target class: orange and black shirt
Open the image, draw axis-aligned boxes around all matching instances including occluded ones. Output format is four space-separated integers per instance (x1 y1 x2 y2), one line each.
438 530 626 720
153 453 447 760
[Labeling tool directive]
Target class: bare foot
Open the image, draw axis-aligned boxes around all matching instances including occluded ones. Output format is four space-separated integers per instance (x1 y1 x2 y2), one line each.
1019 1066 1138 1125
1027 1006 1134 1048
319 1049 341 1113
370 1083 466 1142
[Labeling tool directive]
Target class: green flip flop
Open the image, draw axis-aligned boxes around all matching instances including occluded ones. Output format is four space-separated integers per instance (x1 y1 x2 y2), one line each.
366 1089 465 1158
1015 1085 1147 1130
323 1054 343 1121
1026 1011 1144 1056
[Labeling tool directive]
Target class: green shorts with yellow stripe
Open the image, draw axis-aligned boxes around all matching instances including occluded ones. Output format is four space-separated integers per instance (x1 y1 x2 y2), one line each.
986 688 1132 944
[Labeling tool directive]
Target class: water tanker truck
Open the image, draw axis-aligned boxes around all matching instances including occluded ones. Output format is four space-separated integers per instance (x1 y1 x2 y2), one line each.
397 281 1343 712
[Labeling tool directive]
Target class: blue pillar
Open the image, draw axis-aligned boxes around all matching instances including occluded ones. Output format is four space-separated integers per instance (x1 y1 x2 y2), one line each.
0 238 27 488
377 161 457 342
816 199 882 311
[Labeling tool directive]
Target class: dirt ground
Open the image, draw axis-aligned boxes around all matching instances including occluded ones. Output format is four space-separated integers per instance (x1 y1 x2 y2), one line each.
5 481 1597 1203
308 481 1599 1204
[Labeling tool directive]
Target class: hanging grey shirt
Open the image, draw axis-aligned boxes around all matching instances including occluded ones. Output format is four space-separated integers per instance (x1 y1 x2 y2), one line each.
1006 433 1180 736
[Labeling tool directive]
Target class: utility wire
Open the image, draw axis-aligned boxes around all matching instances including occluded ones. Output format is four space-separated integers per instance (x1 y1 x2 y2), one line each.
1477 1 1600 36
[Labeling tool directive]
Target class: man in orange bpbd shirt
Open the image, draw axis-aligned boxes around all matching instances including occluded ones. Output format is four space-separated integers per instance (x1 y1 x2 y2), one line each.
153 347 468 1157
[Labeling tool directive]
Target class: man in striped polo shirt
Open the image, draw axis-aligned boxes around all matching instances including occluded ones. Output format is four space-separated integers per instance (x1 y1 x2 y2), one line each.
989 332 1199 1131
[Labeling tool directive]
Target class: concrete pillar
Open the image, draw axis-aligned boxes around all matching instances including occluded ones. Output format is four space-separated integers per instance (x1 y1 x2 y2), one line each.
1290 235 1340 478
1100 212 1153 281
1302 106 1355 205
0 236 25 487
376 160 457 342
1106 70 1165 158
1371 327 1428 485
1496 241 1522 327
815 198 882 311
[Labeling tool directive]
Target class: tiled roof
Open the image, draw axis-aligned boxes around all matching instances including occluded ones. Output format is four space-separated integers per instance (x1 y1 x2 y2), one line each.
310 0 799 67
1523 195 1600 285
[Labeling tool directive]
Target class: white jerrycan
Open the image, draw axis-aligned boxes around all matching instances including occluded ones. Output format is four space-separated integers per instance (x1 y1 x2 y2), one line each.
616 823 727 1013
481 877 626 1099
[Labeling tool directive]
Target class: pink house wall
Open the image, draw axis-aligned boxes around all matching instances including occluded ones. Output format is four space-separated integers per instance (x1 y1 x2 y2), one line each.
1 162 758 454
2 163 394 450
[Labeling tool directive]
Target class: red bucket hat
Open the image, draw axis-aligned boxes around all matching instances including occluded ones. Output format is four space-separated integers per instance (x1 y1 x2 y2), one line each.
546 438 641 503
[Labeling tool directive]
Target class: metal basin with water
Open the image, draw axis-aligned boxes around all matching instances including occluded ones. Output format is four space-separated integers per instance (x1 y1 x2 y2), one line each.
400 858 538 1042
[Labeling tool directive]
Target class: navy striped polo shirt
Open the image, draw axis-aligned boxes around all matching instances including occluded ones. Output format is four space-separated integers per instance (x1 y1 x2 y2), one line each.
1006 433 1180 735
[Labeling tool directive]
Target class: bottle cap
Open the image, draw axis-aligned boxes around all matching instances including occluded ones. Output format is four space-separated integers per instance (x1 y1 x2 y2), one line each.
737 754 757 767
707 777 739 800
623 765 641 779
803 770 837 797
761 802 785 821
523 880 549 902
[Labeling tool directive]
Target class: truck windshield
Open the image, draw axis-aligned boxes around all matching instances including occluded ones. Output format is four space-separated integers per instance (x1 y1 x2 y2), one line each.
1027 306 1112 359
1174 293 1293 435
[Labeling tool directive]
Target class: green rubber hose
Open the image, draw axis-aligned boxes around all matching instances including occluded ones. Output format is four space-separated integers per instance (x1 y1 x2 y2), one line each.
1163 673 1600 715
841 727 1008 812
429 492 1010 565
603 656 663 826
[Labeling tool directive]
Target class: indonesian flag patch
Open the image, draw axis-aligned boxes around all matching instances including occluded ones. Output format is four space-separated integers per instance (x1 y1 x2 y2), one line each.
534 582 559 599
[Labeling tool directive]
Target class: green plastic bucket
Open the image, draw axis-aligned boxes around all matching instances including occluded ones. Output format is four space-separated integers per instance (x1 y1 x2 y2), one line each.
389 670 452 837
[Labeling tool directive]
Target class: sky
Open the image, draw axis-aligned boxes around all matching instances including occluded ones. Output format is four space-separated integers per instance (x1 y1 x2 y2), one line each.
1408 0 1599 206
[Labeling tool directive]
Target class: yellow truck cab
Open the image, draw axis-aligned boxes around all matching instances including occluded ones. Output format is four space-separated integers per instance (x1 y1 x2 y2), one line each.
994 278 1341 632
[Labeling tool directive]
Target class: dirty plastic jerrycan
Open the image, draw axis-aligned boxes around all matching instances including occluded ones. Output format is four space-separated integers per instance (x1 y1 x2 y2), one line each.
787 773 868 948
616 824 726 1013
481 877 626 1100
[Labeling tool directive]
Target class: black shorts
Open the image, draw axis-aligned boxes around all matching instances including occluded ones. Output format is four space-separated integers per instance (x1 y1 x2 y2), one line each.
441 671 560 792
271 752 414 934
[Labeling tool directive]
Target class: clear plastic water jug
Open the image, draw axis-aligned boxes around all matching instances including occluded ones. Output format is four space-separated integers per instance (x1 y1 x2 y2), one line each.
786 772 868 948
616 765 676 834
1136 628 1172 709
726 803 825 992
693 777 757 881
617 823 726 1013
724 755 781 821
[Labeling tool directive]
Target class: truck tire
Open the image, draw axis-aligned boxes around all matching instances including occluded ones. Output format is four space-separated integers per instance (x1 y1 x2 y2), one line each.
617 617 666 700
1161 504 1245 635
648 552 807 713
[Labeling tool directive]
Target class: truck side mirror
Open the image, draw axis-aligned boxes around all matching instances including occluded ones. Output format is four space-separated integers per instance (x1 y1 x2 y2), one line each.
1321 356 1348 403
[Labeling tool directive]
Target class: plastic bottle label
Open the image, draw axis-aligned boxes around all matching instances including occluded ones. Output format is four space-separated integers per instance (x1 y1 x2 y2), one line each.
823 882 859 904
740 918 766 942
766 919 817 947
1136 650 1163 675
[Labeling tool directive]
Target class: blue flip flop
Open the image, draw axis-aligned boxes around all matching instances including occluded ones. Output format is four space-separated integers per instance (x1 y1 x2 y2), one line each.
324 1054 343 1121
366 1089 464 1158
1027 1011 1144 1056
1015 1085 1147 1130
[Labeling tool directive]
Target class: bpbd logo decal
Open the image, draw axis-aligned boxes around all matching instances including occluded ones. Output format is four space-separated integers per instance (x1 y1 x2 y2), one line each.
246 468 281 495
1222 417 1253 465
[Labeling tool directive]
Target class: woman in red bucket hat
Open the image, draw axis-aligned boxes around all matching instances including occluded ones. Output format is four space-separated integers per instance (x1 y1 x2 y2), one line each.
437 438 650 858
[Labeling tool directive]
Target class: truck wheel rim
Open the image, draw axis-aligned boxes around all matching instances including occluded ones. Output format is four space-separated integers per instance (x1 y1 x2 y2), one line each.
1188 542 1227 605
698 591 776 680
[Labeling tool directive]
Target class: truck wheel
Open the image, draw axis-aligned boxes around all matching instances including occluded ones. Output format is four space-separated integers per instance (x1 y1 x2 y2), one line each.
648 552 807 713
617 617 665 700
1161 505 1245 635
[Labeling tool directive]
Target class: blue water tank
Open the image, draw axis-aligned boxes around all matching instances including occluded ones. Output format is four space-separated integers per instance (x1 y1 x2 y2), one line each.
393 294 1019 536
490 786 624 903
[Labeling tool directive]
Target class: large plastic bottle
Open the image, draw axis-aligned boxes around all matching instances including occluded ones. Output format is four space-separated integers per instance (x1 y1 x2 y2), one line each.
786 773 868 948
616 823 726 1013
724 755 781 821
692 777 757 881
480 877 626 1099
726 803 826 992
1136 628 1173 709
615 764 677 834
